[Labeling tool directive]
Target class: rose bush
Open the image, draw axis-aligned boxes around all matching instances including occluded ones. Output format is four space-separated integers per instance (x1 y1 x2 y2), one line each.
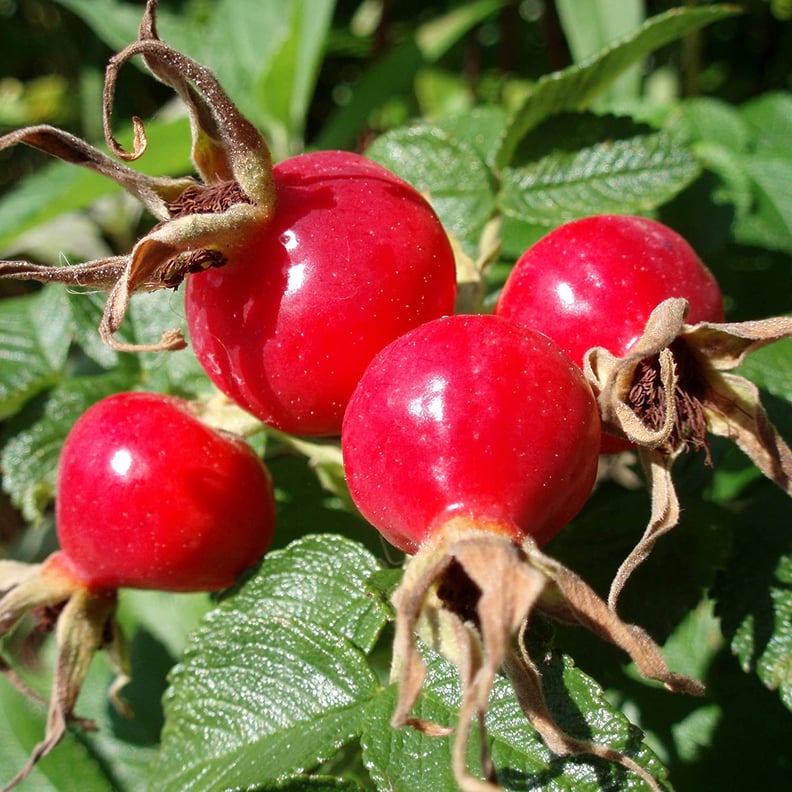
1 2 791 791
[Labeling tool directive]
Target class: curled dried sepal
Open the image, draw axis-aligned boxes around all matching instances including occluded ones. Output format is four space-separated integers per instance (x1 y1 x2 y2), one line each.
390 520 702 792
583 298 792 608
0 0 276 353
0 554 128 792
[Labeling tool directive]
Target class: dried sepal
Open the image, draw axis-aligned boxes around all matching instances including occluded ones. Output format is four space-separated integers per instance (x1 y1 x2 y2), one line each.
583 297 792 607
0 554 128 791
390 519 702 792
0 0 276 352
608 450 680 609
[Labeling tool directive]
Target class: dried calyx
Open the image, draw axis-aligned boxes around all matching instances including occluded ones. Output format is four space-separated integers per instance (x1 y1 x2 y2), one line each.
390 519 704 792
584 297 792 608
0 0 276 352
0 554 130 792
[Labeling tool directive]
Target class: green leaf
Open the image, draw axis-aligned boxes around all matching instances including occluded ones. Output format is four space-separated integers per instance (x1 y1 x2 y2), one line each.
499 124 699 228
496 5 741 167
151 535 389 792
54 0 161 51
314 0 502 152
548 480 735 643
0 286 71 419
56 0 334 153
714 485 792 711
125 290 210 397
0 677 117 792
740 90 792 154
1 371 132 522
0 117 192 251
669 97 750 155
735 152 792 253
365 125 496 255
666 93 792 254
259 778 365 792
737 336 792 406
249 0 336 156
436 106 509 169
362 647 670 791
555 0 645 104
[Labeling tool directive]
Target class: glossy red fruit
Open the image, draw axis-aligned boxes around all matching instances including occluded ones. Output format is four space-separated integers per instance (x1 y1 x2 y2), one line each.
185 150 457 437
55 392 275 593
495 215 725 367
495 215 725 453
341 314 601 554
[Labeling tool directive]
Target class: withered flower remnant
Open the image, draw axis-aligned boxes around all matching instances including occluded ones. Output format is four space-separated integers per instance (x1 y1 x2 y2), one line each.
0 0 276 352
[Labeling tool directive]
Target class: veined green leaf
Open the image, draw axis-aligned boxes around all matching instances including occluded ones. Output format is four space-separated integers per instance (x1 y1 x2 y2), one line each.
714 486 792 711
366 124 496 256
496 5 741 167
362 647 671 791
499 127 698 227
151 535 389 792
0 286 71 419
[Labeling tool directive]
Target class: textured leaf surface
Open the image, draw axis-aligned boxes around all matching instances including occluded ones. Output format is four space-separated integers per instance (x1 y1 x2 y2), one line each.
0 286 71 419
497 5 741 166
362 646 670 791
714 486 792 710
366 124 496 255
500 129 698 227
151 535 389 792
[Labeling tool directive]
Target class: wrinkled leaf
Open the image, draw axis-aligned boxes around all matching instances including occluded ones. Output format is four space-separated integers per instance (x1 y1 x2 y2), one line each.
714 485 792 710
500 128 698 227
363 646 671 791
0 286 71 419
151 535 389 792
497 5 741 166
366 125 496 255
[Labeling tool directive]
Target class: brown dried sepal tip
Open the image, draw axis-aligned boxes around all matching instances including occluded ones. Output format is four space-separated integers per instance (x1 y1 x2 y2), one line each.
583 297 792 609
0 554 131 791
390 518 703 792
0 0 275 353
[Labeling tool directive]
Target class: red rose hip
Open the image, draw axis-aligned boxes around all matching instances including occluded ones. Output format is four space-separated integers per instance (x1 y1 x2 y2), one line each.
55 391 276 592
186 150 456 437
496 214 724 365
342 313 601 553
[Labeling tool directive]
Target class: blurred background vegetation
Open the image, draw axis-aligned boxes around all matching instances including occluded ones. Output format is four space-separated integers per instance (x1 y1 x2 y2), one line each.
2 0 792 189
1 2 792 790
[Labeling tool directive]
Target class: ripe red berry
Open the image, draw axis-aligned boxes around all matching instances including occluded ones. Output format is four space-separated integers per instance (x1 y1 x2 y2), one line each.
495 215 724 453
495 215 724 366
341 314 601 553
55 391 276 593
185 150 457 437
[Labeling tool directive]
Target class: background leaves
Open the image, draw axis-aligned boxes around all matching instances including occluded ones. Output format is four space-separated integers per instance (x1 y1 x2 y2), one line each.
1 1 791 790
